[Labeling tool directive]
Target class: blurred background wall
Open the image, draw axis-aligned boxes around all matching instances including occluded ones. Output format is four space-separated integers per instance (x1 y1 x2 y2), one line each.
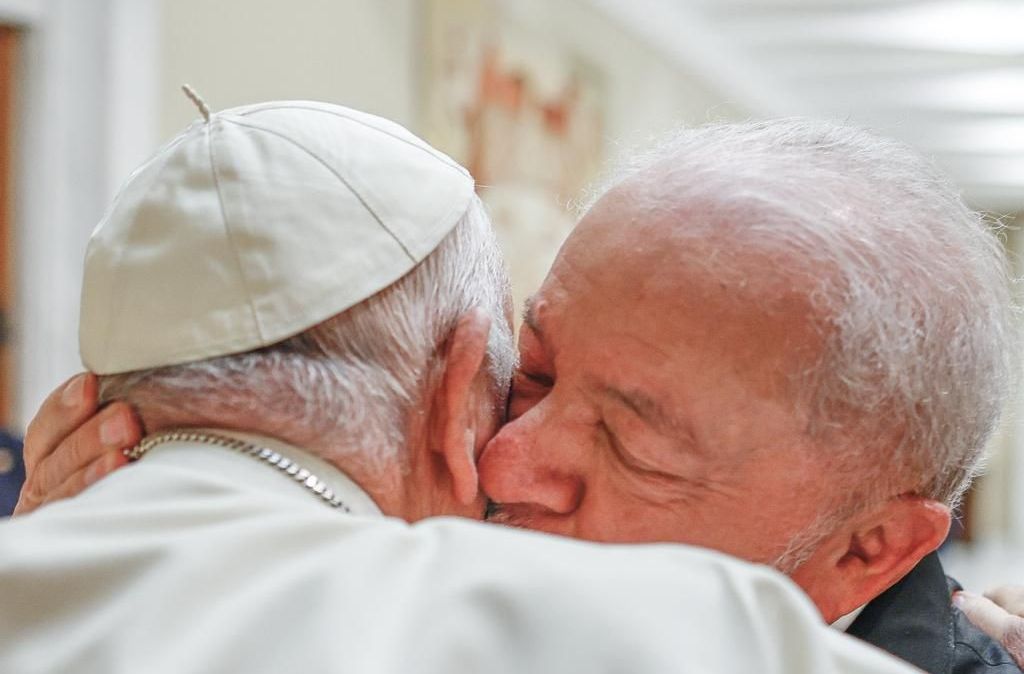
0 0 1020 578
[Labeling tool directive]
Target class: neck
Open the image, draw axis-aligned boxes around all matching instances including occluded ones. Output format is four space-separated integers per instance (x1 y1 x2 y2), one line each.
139 409 419 519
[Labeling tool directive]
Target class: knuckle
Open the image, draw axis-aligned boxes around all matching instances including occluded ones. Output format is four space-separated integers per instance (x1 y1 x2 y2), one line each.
988 586 1014 605
60 439 96 476
97 404 132 448
30 442 83 501
112 404 142 443
51 468 93 505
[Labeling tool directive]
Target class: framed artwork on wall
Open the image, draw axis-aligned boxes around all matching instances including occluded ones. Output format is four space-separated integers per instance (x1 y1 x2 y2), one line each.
421 0 605 309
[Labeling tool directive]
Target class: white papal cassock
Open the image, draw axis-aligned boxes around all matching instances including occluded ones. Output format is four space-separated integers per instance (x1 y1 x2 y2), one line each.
0 431 916 674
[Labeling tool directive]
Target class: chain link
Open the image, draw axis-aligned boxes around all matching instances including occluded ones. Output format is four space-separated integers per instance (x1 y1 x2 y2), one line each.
125 431 350 512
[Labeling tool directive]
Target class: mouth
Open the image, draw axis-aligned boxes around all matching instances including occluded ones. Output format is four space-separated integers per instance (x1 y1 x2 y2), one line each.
483 501 546 532
484 499 501 521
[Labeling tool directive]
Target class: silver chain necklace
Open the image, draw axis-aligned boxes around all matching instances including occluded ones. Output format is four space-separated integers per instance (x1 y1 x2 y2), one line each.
124 430 351 512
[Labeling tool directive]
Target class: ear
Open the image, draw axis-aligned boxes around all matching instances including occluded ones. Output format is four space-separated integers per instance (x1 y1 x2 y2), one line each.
793 496 951 622
434 308 493 506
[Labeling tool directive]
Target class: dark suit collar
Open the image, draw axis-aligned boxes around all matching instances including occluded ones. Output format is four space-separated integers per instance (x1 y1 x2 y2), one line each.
847 551 953 674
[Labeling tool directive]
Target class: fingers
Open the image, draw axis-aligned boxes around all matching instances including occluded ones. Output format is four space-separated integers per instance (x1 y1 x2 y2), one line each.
955 591 1012 641
955 591 1024 667
985 585 1024 617
23 373 100 473
39 450 130 509
31 402 141 496
15 401 143 516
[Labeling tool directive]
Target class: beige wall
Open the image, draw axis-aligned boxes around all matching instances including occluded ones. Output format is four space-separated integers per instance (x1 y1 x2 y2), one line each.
158 0 738 155
159 0 418 142
496 0 742 146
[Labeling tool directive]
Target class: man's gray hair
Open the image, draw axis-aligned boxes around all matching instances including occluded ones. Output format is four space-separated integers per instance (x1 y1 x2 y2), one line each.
588 118 1018 512
100 195 515 475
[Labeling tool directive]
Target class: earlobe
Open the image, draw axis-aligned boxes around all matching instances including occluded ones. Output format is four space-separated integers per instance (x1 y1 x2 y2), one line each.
436 309 492 506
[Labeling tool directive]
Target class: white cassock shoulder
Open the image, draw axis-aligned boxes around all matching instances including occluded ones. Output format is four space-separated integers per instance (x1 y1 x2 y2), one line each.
300 515 917 674
0 447 917 674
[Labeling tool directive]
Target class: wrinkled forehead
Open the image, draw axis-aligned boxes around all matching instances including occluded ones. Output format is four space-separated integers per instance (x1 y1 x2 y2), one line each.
540 193 830 393
563 191 824 310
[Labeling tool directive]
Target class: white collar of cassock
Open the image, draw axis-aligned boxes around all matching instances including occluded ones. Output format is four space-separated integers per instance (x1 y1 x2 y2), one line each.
831 604 867 632
139 428 384 517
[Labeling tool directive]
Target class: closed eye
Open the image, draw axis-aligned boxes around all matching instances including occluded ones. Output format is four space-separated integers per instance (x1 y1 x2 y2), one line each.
601 421 680 484
519 370 554 388
507 371 553 420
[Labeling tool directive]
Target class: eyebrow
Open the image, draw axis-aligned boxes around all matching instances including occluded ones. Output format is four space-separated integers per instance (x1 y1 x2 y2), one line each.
601 385 698 447
521 296 543 337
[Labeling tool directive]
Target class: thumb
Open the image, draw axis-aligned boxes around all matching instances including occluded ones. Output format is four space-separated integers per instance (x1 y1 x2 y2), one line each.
954 591 1024 668
955 591 1011 640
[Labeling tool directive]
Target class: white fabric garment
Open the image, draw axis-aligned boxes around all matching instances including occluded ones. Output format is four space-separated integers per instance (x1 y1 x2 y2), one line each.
833 605 868 632
0 433 918 674
80 101 474 375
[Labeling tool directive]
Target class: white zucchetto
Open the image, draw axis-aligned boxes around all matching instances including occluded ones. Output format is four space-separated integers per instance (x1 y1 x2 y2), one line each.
80 99 474 374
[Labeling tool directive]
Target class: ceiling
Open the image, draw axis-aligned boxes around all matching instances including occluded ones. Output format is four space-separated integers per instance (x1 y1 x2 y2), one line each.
590 0 1024 213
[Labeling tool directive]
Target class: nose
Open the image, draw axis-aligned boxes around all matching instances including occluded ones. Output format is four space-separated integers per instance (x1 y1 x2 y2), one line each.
477 413 584 516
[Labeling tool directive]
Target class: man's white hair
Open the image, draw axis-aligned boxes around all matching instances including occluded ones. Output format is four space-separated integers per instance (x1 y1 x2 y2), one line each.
100 195 515 475
587 118 1018 520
